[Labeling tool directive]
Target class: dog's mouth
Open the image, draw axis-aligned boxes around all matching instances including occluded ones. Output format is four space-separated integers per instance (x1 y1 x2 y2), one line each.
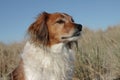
61 31 81 39
72 31 81 37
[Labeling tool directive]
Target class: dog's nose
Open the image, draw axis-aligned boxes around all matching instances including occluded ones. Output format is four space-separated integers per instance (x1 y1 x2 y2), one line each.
75 24 82 31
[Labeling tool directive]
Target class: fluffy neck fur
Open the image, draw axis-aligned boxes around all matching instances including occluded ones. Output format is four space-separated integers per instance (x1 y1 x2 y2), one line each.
21 41 75 80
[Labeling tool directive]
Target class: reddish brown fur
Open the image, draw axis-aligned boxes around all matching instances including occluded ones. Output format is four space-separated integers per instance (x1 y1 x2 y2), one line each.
10 60 25 80
27 12 77 46
47 13 75 45
28 12 49 46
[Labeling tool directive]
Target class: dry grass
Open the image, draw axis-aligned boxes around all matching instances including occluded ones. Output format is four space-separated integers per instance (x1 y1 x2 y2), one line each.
0 42 24 80
74 25 120 80
0 25 120 80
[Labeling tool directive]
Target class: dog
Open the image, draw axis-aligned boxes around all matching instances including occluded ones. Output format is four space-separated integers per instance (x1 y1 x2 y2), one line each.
10 12 82 80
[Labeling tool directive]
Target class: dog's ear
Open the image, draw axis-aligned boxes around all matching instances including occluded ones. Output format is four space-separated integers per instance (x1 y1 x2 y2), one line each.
28 12 49 45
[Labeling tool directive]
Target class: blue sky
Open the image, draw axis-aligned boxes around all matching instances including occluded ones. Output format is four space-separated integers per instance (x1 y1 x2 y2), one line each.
0 0 120 43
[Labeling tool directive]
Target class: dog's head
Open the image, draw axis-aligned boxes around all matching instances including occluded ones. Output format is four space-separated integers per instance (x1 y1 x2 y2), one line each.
28 12 82 46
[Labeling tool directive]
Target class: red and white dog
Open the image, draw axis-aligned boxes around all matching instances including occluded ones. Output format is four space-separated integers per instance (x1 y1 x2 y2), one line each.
11 12 82 80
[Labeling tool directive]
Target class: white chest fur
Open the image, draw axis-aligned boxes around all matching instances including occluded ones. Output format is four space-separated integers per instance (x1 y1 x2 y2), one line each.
22 42 75 80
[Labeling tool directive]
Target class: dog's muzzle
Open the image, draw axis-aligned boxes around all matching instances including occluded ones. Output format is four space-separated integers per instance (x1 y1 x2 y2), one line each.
72 24 82 37
61 24 82 39
75 24 82 31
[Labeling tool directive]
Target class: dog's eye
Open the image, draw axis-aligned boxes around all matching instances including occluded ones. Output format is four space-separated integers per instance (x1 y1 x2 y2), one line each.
56 19 65 24
71 18 74 22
